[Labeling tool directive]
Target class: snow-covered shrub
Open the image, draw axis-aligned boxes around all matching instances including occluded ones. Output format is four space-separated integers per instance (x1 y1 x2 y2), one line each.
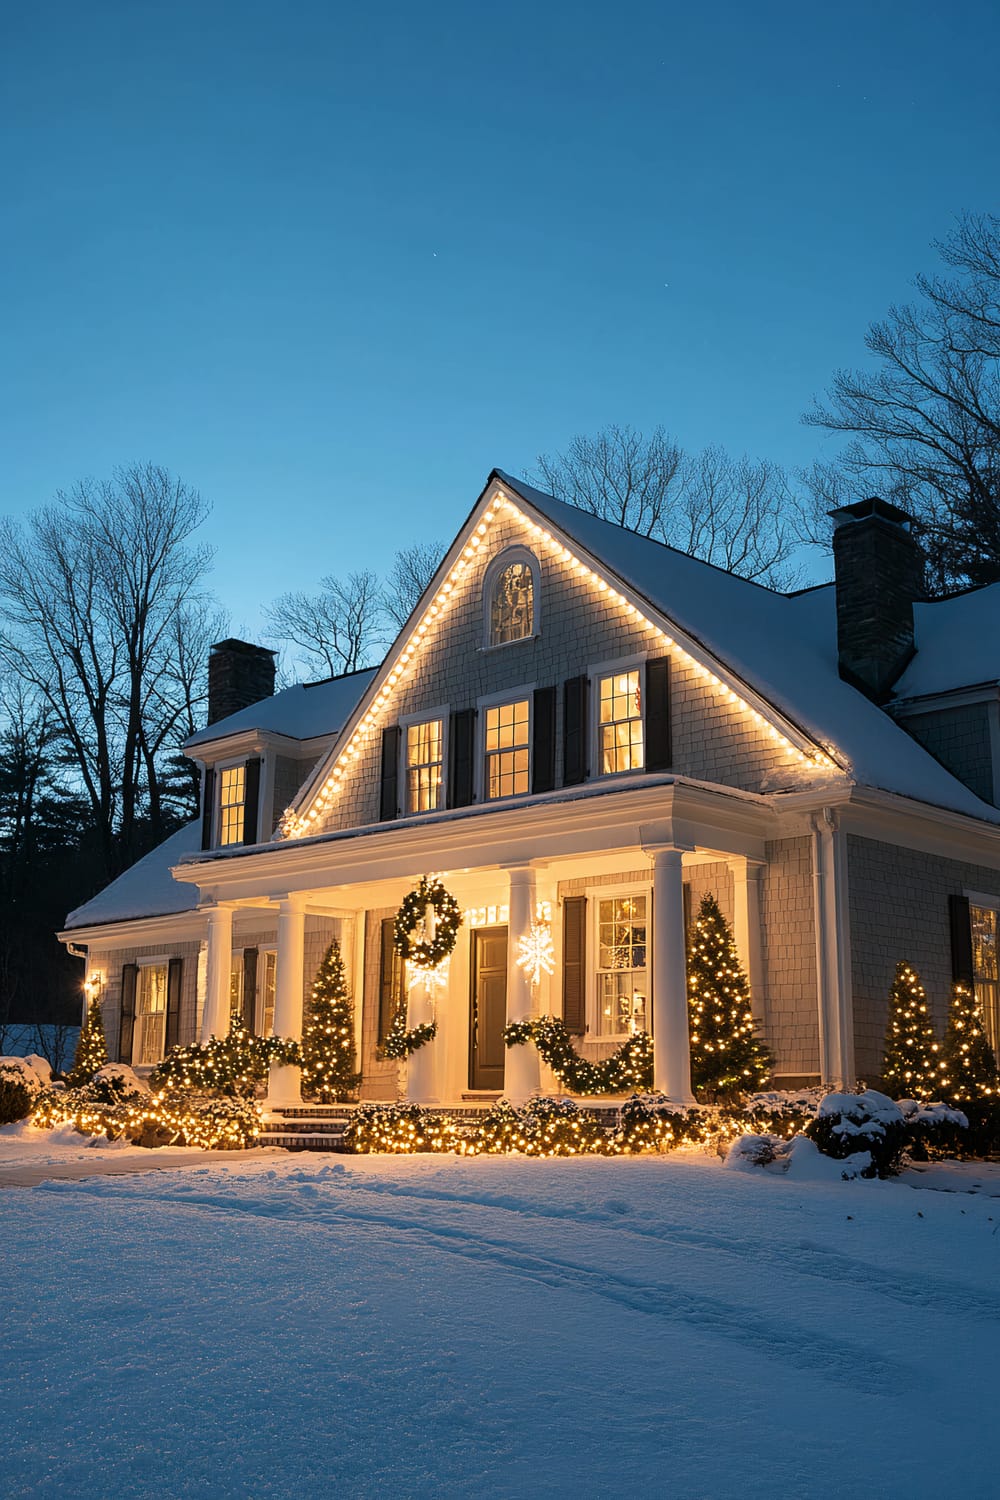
0 1056 44 1099
151 1017 299 1098
615 1094 718 1153
724 1133 787 1169
31 1079 260 1149
897 1098 969 1160
806 1090 907 1178
729 1090 822 1139
343 1103 463 1154
21 1054 52 1086
0 1059 36 1124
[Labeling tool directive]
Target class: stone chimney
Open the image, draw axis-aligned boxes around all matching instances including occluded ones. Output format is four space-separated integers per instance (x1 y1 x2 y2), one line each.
830 497 924 702
207 639 277 725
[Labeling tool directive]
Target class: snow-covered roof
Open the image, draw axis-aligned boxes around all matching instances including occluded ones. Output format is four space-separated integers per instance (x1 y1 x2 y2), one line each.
64 822 202 930
184 668 378 751
497 473 1000 824
894 585 1000 700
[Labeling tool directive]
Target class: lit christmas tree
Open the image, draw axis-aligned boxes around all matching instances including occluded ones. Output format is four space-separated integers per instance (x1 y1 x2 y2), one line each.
301 939 360 1103
881 961 946 1099
686 893 772 1099
940 981 998 1102
68 998 109 1086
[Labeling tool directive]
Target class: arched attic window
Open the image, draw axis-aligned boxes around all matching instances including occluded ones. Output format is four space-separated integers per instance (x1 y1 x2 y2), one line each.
484 547 539 647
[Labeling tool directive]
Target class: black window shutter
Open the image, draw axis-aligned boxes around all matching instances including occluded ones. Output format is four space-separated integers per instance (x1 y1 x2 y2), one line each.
119 964 138 1063
532 686 556 794
242 947 258 1034
165 957 183 1052
949 894 975 985
242 758 262 844
379 725 401 820
201 767 216 850
645 656 672 772
379 917 405 1042
562 895 587 1035
448 708 476 809
563 675 588 786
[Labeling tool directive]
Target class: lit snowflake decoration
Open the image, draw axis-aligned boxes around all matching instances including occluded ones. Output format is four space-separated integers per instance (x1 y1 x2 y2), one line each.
516 922 555 987
407 957 451 996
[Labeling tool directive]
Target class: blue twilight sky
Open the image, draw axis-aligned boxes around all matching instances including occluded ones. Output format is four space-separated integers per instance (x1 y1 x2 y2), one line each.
3 0 999 639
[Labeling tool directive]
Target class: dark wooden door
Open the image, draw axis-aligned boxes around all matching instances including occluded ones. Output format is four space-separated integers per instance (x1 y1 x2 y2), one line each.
470 927 507 1090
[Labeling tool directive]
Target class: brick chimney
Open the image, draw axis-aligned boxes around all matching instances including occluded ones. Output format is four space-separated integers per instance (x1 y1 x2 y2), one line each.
207 639 277 725
830 497 924 702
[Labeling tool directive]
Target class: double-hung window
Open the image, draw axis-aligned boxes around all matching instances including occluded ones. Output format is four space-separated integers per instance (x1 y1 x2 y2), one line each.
218 765 246 846
971 902 1000 1052
595 893 649 1037
406 719 444 813
133 963 168 1065
484 699 530 799
598 668 644 775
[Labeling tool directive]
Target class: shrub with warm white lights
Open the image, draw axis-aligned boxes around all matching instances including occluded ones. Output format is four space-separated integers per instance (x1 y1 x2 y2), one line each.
686 894 772 1100
68 999 109 1086
301 939 360 1103
940 981 998 1102
881 960 946 1099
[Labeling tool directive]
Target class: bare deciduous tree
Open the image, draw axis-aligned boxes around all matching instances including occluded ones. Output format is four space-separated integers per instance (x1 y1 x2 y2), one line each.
534 424 800 587
0 464 215 877
382 542 444 628
804 212 1000 591
265 570 384 679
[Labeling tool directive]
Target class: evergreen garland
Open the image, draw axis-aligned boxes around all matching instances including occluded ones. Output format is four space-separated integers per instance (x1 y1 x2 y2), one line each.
941 982 998 1102
686 893 772 1099
881 960 946 1099
504 1016 653 1094
301 939 360 1103
379 1006 437 1061
394 876 461 969
151 1015 299 1097
68 999 109 1086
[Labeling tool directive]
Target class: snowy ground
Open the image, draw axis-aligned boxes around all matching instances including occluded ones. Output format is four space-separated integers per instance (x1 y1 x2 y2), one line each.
3 1135 1000 1499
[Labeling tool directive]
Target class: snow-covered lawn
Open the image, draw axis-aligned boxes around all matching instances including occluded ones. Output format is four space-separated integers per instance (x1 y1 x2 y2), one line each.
3 1138 1000 1499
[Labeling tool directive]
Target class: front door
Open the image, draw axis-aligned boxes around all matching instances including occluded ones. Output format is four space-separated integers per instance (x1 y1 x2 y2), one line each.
470 927 507 1090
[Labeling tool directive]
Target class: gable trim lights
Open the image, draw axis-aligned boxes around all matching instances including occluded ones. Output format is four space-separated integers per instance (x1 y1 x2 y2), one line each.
279 488 839 839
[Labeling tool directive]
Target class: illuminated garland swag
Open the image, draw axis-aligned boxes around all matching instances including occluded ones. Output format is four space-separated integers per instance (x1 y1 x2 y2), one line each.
504 1016 654 1095
381 876 462 1061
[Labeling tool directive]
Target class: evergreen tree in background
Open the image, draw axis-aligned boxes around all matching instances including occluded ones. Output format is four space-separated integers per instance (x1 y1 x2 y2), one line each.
941 982 998 1102
68 997 108 1085
301 940 360 1103
882 961 945 1099
686 893 772 1099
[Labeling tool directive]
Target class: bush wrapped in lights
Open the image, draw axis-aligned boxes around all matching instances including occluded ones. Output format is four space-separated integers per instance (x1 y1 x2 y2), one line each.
32 1076 261 1150
151 1016 300 1097
342 1102 463 1154
469 1096 608 1156
612 1095 720 1153
504 1016 654 1095
68 999 109 1086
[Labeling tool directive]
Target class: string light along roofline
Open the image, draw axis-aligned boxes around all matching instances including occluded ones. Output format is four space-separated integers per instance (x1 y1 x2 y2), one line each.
280 487 842 839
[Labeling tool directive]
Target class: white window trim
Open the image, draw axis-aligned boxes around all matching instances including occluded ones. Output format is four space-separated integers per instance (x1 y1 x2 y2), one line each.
586 882 653 1041
476 685 536 803
398 705 450 817
590 652 648 781
216 756 250 847
482 545 541 650
133 959 170 1068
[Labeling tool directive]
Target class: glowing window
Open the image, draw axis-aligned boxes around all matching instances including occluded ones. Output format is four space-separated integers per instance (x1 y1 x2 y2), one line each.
596 895 648 1038
262 950 277 1037
490 561 534 645
218 765 245 846
484 699 530 799
972 903 1000 1053
133 963 168 1066
598 669 644 774
406 719 444 813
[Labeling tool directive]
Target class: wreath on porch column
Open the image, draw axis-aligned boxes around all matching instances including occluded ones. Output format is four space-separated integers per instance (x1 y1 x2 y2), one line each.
381 876 462 1061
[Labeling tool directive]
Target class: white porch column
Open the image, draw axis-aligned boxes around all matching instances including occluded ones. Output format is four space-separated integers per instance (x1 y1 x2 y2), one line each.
200 905 233 1042
648 845 696 1104
729 856 766 1024
267 894 307 1106
405 973 441 1104
811 811 855 1088
505 864 541 1104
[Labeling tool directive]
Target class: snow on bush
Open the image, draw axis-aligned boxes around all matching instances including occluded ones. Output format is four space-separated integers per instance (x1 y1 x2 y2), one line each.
897 1097 969 1161
806 1090 907 1178
21 1054 52 1085
0 1057 39 1125
724 1133 787 1170
0 1056 44 1098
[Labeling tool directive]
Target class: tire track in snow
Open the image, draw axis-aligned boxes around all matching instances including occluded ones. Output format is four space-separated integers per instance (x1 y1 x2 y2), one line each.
44 1176 906 1393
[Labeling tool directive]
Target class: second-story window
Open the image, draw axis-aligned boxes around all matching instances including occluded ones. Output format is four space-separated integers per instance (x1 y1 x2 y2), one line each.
598 669 644 774
218 765 246 846
484 699 530 798
406 718 444 813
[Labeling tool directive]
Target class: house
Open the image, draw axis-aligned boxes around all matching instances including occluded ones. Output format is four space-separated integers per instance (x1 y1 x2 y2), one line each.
60 470 1000 1115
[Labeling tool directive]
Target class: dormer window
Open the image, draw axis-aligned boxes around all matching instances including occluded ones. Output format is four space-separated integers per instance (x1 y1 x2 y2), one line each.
218 765 246 846
485 548 539 647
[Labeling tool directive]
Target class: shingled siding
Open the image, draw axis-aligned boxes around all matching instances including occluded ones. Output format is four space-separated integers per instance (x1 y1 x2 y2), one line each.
760 838 819 1079
273 754 319 833
898 703 995 807
847 834 1000 1082
312 511 810 835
